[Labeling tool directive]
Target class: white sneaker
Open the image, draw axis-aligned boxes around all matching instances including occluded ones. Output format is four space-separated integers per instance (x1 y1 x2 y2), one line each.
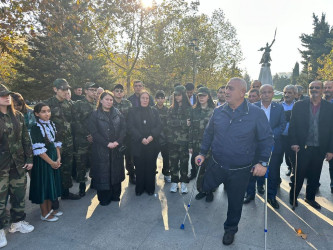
0 229 7 248
8 221 34 233
52 211 63 216
170 183 178 193
181 183 188 194
164 175 171 183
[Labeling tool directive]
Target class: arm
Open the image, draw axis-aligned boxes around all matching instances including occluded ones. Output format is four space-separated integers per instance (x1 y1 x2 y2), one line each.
88 111 109 147
21 115 33 166
149 109 162 139
199 109 215 157
272 105 286 138
115 112 126 145
127 109 144 143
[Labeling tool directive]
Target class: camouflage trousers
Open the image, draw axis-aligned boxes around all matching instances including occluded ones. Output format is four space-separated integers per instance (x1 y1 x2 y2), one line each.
61 142 74 190
0 152 27 229
169 144 189 183
73 142 91 183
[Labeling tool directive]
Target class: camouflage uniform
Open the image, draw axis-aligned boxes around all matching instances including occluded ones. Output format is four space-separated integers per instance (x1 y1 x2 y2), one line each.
189 106 214 192
45 96 74 190
153 104 170 175
0 111 32 229
167 105 191 183
72 98 96 183
113 99 135 175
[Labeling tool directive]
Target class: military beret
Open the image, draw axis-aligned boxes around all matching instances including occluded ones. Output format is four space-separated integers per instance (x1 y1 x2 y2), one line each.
0 84 13 96
174 85 186 95
84 82 99 89
113 84 124 90
197 87 210 96
155 90 165 98
53 78 71 90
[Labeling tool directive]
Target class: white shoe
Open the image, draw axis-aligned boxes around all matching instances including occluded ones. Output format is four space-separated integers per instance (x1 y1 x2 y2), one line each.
9 221 34 233
181 183 188 194
0 229 7 248
170 183 178 193
52 211 63 216
164 175 171 183
41 210 59 222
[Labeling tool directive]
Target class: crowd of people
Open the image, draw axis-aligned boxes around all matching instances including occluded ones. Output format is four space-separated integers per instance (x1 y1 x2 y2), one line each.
0 77 332 247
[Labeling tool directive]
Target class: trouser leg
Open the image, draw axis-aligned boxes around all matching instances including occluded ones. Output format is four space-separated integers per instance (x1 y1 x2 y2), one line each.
0 154 10 230
196 162 206 192
169 145 180 183
179 145 189 183
161 143 170 176
329 160 333 188
125 141 135 175
306 148 324 200
268 153 283 199
145 152 157 193
75 144 89 183
61 142 74 190
111 183 121 200
246 175 256 197
133 156 145 193
290 149 309 200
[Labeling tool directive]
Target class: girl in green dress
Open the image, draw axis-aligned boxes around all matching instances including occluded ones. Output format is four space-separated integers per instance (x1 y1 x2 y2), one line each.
29 103 62 222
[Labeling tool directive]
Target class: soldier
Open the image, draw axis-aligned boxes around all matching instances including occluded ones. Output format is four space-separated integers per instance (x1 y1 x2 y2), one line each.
189 87 215 202
153 90 171 182
45 79 80 200
0 84 34 248
72 82 98 196
112 84 136 184
167 85 192 194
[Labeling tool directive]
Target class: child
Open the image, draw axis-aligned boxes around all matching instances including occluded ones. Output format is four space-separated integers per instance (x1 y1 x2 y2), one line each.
29 103 62 222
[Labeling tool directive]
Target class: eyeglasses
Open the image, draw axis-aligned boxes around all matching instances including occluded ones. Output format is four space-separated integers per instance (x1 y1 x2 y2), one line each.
309 86 321 90
114 89 124 93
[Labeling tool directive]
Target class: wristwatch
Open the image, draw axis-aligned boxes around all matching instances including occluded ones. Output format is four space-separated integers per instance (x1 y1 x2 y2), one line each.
259 162 268 167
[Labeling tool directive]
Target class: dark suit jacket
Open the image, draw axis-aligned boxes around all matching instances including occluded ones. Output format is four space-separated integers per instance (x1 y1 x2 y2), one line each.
289 99 333 155
255 101 286 154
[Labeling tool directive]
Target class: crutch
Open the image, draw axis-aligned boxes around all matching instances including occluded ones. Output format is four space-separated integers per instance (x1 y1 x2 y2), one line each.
292 151 298 211
180 159 201 230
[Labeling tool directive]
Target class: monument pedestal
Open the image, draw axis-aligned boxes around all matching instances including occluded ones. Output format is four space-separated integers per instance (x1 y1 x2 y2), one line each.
258 64 273 85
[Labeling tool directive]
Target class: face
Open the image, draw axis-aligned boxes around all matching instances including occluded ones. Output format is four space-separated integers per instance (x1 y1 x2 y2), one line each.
260 86 274 104
35 106 51 121
217 88 225 102
174 93 183 103
225 80 245 106
283 88 296 103
324 81 333 99
13 100 23 112
198 94 208 105
156 96 165 106
186 90 194 98
74 88 82 95
97 88 104 96
248 92 260 103
251 81 261 89
64 89 71 101
100 94 113 110
308 82 323 99
134 82 143 94
85 88 97 100
113 88 124 99
0 95 11 107
54 87 68 100
140 93 150 107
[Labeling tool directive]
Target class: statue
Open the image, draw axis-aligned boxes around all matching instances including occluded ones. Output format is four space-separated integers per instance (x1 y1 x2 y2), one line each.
258 29 277 66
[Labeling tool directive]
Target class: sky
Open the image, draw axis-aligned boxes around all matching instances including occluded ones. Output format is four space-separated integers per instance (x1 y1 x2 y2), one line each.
194 0 333 80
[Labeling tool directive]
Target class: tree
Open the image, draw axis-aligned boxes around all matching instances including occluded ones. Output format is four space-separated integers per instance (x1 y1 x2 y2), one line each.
243 72 251 91
299 13 333 80
273 73 290 91
290 62 300 85
318 48 333 80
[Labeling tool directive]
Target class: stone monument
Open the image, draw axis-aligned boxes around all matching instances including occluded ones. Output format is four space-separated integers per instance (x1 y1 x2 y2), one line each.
258 29 276 85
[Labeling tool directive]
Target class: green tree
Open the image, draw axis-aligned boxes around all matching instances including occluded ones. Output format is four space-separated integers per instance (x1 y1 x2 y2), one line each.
273 73 290 91
243 72 251 91
318 48 333 80
290 62 300 85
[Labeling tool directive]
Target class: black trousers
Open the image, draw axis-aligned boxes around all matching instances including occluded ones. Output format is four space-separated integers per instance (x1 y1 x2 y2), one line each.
329 159 333 188
97 183 121 204
160 143 170 176
133 147 158 194
281 135 295 170
125 140 135 176
289 146 325 201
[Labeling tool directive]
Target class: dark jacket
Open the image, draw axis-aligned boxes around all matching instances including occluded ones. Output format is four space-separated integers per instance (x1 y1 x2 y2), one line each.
128 94 155 107
127 107 162 157
200 100 274 169
289 98 333 155
88 107 126 190
254 101 286 154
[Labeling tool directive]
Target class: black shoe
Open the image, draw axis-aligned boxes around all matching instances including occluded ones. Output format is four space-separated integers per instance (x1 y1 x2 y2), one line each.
257 186 264 195
195 192 206 200
61 192 81 200
289 198 298 207
79 183 86 197
147 192 154 196
136 191 143 196
286 169 291 176
243 195 255 204
205 192 214 202
222 231 235 245
129 174 136 185
267 198 279 209
304 198 321 209
99 200 111 206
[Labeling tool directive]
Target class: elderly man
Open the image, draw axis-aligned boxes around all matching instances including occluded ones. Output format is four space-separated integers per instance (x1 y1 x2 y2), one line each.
247 88 260 103
196 78 273 245
324 80 333 193
245 85 286 208
128 80 154 107
289 81 333 209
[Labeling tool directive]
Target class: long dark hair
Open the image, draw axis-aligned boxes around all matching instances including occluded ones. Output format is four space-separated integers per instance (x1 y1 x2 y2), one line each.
34 102 53 144
170 91 191 110
0 97 20 140
11 92 32 114
193 93 215 110
97 90 114 110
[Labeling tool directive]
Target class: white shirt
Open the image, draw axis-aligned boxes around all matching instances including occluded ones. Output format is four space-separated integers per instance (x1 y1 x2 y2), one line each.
261 102 271 122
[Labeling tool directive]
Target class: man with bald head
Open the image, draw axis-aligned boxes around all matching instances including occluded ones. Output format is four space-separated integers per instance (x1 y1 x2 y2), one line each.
196 78 273 245
289 81 333 209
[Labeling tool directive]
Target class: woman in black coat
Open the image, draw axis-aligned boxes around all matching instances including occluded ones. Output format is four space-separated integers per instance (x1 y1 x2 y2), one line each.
128 90 162 195
88 91 126 206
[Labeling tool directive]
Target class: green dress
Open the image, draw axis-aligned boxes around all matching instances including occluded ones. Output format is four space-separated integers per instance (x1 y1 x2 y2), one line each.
29 121 62 204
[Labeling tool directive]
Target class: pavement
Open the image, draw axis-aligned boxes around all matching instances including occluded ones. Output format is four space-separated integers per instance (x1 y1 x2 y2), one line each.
3 156 333 250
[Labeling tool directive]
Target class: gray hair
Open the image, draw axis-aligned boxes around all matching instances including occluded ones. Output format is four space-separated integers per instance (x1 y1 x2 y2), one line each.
229 77 247 92
283 85 298 94
259 84 274 94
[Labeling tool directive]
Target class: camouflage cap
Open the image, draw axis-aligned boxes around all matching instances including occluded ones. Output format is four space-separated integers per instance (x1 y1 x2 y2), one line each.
53 78 71 90
0 84 13 96
155 90 165 98
197 87 210 96
84 82 99 89
174 85 186 95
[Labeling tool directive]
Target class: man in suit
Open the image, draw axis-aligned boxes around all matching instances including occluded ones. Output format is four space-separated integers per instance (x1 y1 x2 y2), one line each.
128 80 154 107
244 84 286 208
289 81 333 209
185 83 196 106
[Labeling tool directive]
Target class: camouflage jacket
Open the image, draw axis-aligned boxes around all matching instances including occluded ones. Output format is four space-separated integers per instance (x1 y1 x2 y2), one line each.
167 105 191 145
45 96 73 142
152 105 168 133
113 99 132 119
0 111 33 167
72 98 96 139
189 106 214 152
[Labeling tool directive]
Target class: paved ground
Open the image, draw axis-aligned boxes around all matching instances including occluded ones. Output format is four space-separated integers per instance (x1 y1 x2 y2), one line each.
3 157 333 250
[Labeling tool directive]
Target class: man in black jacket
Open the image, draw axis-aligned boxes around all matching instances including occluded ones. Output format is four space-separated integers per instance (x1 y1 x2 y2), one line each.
289 81 333 209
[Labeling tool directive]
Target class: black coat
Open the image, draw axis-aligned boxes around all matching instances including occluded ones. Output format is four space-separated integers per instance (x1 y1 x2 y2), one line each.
127 107 162 157
88 107 126 190
289 99 333 155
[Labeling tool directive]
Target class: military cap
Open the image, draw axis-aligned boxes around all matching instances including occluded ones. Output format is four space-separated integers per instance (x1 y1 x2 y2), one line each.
53 78 71 90
155 90 165 98
197 87 210 96
84 82 99 89
174 85 186 95
113 84 124 90
0 84 13 96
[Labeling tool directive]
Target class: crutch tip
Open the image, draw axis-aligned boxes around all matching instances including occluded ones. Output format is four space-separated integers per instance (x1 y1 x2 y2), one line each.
180 224 185 230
